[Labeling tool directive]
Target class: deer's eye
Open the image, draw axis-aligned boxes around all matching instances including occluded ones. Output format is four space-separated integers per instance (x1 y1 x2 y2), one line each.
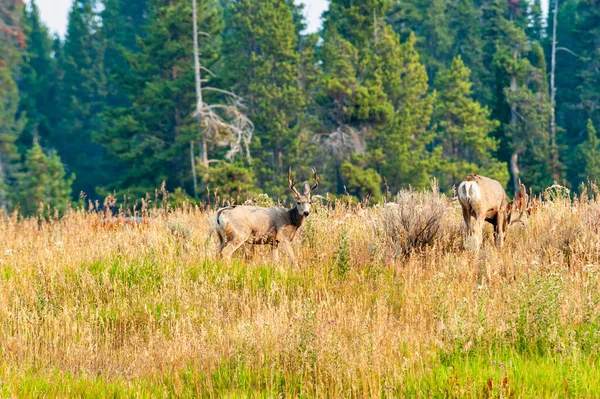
297 201 301 205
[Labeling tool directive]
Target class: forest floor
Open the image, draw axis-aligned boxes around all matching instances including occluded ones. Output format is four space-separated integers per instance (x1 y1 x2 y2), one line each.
1 186 599 397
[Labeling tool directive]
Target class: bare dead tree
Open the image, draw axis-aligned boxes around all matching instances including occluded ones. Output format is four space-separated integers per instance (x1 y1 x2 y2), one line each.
191 0 254 198
550 0 559 180
312 125 366 162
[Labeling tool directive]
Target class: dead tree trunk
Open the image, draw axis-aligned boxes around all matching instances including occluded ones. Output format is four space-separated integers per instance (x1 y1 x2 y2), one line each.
510 50 520 194
192 0 204 198
550 0 559 180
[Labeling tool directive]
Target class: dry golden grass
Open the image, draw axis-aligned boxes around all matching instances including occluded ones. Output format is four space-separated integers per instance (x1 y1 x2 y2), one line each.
0 184 599 397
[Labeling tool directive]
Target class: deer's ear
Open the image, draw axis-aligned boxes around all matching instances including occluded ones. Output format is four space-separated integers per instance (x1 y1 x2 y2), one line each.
302 182 311 195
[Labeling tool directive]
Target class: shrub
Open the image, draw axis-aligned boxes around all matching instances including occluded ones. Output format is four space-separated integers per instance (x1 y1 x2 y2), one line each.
379 181 450 255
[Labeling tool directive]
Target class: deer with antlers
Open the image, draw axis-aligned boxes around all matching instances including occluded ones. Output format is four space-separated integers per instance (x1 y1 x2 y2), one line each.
458 173 529 248
214 167 319 265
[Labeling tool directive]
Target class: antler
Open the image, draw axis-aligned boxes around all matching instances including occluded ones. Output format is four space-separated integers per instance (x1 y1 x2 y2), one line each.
509 183 529 225
288 167 301 197
308 168 319 193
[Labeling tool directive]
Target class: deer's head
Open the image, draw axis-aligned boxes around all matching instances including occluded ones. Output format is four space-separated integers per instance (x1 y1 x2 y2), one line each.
288 167 318 217
505 183 529 235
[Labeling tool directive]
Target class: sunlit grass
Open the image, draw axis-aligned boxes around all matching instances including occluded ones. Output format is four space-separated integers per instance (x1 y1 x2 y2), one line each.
0 185 599 396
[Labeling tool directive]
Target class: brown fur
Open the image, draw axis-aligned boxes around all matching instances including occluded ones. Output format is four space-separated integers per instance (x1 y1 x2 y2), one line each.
458 174 528 248
214 168 318 265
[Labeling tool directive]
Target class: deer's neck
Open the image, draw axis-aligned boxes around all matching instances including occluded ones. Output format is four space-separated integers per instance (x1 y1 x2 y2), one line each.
288 207 304 229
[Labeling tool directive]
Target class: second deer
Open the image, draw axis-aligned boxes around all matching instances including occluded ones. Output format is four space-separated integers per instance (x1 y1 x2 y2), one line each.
458 173 529 248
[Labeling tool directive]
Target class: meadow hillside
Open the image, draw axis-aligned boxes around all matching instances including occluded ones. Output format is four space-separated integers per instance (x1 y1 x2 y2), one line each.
1 184 600 397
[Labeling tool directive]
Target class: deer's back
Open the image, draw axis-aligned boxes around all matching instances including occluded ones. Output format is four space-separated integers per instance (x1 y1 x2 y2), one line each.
460 174 508 216
217 206 290 241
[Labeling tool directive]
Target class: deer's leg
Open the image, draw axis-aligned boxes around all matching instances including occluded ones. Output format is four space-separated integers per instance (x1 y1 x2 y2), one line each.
271 243 279 263
473 214 485 248
217 231 227 253
461 206 472 235
280 240 298 267
494 212 505 248
221 234 248 261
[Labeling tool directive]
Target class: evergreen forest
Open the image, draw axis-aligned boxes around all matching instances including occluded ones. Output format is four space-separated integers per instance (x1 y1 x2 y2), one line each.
1 0 600 213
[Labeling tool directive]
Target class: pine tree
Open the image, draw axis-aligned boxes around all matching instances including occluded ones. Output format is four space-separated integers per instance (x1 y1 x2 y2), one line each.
448 0 488 104
0 68 24 208
0 1 25 208
576 0 600 126
57 0 111 199
390 0 490 103
18 0 59 148
477 2 553 192
0 0 26 71
548 0 583 137
318 1 440 194
433 56 506 190
411 0 454 78
101 0 149 107
220 0 306 197
579 119 600 183
376 31 436 191
527 0 545 41
98 0 222 197
16 140 74 216
322 0 391 56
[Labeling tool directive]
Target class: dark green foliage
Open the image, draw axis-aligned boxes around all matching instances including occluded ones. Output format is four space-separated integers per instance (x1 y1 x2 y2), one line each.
579 119 600 183
0 0 25 70
3 0 600 208
202 162 259 201
0 0 25 209
220 0 306 198
433 56 507 189
101 0 149 107
340 159 382 202
98 0 222 198
16 140 74 216
57 0 111 199
575 0 600 126
0 68 24 208
18 1 60 149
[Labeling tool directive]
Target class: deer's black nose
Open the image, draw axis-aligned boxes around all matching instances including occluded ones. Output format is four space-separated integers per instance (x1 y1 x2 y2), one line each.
304 211 310 217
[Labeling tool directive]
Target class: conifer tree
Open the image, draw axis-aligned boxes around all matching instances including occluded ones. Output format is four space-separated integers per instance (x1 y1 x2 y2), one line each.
376 31 436 191
101 0 149 107
0 1 25 208
0 0 25 71
16 140 74 216
220 0 306 197
98 0 222 197
579 119 600 183
319 1 440 194
0 68 24 208
575 0 600 126
433 56 506 189
58 0 110 199
18 0 59 148
527 0 545 41
477 2 553 192
448 0 488 103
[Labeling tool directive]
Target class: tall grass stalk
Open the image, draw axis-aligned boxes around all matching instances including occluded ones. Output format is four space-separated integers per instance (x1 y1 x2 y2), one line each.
0 187 599 397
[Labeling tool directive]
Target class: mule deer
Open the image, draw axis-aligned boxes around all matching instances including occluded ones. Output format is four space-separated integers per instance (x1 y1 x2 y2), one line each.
458 173 529 248
214 167 318 265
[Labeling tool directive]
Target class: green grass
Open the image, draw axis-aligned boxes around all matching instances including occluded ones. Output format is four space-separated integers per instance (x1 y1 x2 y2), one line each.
2 200 600 397
1 350 598 398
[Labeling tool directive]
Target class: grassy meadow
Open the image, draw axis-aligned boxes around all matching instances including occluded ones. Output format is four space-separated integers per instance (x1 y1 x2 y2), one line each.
1 185 600 397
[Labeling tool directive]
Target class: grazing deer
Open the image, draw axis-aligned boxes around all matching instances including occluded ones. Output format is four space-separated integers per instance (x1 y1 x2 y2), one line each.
458 173 529 248
214 167 318 265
